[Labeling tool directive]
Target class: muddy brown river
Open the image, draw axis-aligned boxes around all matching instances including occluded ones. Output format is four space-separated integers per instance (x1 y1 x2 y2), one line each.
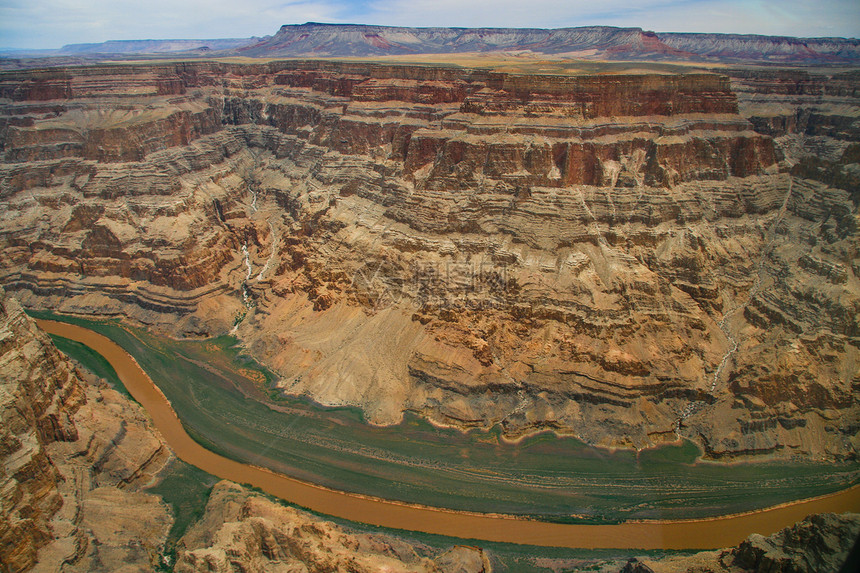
38 318 860 550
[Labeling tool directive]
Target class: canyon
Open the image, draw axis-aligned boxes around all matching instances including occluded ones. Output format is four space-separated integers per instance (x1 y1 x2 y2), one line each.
0 11 859 569
0 285 502 572
234 23 860 63
1 283 858 572
0 59 857 464
1 286 172 572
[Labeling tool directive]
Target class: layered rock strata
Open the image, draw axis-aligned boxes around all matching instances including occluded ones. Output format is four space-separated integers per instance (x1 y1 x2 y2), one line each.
0 288 490 572
174 481 491 573
0 288 172 572
0 61 857 460
236 23 860 64
616 512 860 573
0 289 84 572
0 284 857 572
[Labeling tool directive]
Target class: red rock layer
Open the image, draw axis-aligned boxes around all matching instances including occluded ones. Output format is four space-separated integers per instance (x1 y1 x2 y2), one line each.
0 61 855 461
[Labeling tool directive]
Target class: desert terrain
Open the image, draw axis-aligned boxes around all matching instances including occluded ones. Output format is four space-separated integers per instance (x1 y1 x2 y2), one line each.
1 22 859 572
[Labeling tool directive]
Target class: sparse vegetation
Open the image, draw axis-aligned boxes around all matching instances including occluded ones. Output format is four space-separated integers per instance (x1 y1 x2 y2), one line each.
147 458 217 554
50 334 134 401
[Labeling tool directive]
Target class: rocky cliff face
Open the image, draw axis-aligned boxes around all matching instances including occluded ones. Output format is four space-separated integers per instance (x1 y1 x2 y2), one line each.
0 289 84 572
0 288 173 572
0 287 493 572
0 60 857 461
233 23 860 64
732 513 859 573
0 285 856 572
174 481 491 573
620 512 860 573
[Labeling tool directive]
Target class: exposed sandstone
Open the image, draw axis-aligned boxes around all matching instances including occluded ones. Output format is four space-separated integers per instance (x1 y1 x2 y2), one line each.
615 512 860 573
731 513 859 573
174 481 490 573
0 282 856 571
0 289 493 573
0 289 84 572
0 287 173 573
0 60 857 461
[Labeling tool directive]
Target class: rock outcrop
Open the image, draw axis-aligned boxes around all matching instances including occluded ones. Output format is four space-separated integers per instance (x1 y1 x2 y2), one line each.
174 481 490 573
0 287 173 572
0 283 856 573
732 513 859 573
0 60 857 461
233 23 860 64
617 512 860 573
0 287 494 572
0 289 84 572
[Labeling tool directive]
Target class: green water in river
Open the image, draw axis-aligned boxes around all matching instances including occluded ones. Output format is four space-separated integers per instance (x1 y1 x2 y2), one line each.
36 310 859 523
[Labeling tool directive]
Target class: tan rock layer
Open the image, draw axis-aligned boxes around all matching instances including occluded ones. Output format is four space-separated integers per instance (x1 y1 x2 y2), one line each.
174 481 491 573
0 288 175 572
0 288 84 572
0 61 856 460
0 289 494 573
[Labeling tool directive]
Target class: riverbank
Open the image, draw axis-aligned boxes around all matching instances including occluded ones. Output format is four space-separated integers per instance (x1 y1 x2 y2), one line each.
36 317 860 549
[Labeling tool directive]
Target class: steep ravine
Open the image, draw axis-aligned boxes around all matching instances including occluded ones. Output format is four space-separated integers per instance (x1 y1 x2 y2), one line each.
2 288 858 571
0 60 857 462
0 287 502 572
0 287 172 572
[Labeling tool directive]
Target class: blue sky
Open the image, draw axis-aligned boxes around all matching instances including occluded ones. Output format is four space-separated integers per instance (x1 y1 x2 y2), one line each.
1 0 858 50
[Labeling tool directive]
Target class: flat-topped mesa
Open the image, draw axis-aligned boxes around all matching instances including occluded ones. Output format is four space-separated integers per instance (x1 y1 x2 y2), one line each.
226 23 860 64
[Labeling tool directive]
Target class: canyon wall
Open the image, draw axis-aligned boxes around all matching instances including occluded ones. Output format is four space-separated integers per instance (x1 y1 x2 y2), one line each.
1 291 856 573
0 289 83 572
0 287 494 572
235 23 860 64
0 287 172 572
0 60 857 461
